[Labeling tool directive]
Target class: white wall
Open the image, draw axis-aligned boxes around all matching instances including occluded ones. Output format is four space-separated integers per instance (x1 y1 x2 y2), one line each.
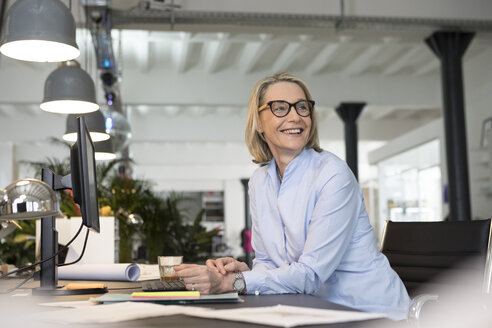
464 48 492 220
0 142 14 189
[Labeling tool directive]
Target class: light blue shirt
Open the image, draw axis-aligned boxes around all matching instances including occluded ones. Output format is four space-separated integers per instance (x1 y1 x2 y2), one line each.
242 148 410 320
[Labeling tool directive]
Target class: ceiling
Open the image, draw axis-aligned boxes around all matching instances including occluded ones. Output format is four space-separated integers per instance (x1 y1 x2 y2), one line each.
1 0 492 172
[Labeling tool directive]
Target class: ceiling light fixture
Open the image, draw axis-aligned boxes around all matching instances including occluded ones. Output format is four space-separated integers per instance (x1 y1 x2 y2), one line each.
63 111 110 142
95 138 116 161
41 60 99 114
0 0 80 62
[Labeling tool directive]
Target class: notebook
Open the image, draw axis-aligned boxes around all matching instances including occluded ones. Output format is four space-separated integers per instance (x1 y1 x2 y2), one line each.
91 292 240 305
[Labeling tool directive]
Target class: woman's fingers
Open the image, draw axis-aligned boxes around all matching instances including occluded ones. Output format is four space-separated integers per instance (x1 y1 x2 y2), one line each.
174 264 206 280
214 257 238 274
237 261 250 271
206 257 232 274
221 259 249 272
205 259 220 273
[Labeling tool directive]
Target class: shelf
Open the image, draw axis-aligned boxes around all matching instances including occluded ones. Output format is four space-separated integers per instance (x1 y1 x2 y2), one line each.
202 191 224 223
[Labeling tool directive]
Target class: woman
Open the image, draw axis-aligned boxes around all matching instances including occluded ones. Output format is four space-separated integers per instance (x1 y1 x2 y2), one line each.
174 72 410 320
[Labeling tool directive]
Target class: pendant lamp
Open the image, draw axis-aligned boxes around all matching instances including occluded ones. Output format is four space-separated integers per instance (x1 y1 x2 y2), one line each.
63 111 110 142
0 0 80 62
41 60 99 114
95 138 117 161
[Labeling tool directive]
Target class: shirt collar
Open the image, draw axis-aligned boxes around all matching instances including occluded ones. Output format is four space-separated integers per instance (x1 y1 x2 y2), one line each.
267 148 310 182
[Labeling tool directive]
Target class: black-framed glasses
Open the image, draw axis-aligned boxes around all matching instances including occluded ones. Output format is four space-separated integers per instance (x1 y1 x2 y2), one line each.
258 100 315 118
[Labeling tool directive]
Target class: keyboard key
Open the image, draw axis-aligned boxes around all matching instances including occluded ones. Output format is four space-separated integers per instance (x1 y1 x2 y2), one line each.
142 280 187 292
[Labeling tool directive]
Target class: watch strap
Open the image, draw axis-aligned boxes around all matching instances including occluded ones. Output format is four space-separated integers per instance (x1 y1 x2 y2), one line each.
233 271 246 294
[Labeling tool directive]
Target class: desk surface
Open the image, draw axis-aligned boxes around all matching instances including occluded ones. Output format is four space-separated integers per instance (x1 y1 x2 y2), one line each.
0 278 397 328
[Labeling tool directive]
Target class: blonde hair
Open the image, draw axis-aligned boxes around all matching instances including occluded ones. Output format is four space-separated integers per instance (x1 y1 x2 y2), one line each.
245 72 322 163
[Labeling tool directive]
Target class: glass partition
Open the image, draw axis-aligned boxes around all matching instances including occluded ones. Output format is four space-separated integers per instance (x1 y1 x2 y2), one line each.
377 139 443 236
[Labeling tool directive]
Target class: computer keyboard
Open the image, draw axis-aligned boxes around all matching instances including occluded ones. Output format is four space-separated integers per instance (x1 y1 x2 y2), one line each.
142 280 187 292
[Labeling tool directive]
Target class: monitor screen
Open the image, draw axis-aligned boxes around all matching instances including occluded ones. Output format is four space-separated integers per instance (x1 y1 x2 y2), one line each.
70 116 100 233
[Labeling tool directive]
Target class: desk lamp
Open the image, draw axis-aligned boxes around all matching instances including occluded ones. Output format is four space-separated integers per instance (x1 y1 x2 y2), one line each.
0 177 64 294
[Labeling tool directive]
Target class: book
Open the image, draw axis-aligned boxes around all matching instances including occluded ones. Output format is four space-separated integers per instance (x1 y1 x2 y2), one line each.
131 291 200 300
90 292 240 304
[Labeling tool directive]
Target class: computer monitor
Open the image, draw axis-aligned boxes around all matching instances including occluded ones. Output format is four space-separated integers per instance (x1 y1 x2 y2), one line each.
70 116 100 233
35 116 103 295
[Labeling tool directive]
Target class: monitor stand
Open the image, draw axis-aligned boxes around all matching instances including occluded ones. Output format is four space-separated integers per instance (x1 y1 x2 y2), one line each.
32 169 107 296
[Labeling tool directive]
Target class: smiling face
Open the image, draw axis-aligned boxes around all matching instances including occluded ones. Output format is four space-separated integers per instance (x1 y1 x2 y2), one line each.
258 81 312 162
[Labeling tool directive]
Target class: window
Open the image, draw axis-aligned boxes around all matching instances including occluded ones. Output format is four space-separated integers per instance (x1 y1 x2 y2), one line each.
378 139 443 227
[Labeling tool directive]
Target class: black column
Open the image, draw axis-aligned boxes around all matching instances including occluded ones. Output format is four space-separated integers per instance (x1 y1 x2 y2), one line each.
240 178 253 268
335 102 365 181
40 169 58 290
425 31 474 221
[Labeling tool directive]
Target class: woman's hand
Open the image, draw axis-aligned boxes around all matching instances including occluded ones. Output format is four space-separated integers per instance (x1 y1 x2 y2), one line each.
173 263 235 294
206 257 250 275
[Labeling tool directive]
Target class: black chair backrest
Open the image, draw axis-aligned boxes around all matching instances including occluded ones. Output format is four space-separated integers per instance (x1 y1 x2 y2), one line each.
380 219 491 297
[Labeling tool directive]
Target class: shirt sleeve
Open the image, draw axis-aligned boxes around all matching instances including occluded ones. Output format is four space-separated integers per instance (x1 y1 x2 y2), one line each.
247 177 277 273
243 164 361 295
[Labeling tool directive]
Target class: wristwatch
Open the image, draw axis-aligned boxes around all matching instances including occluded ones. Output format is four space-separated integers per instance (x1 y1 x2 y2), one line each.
232 271 246 294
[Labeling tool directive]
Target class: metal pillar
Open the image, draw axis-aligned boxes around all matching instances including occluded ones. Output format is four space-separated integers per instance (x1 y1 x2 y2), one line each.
40 169 58 290
335 102 365 181
425 31 474 221
240 178 253 268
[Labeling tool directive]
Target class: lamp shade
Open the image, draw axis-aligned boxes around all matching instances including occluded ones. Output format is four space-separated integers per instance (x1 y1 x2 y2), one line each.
41 60 99 114
0 0 80 62
63 111 110 142
0 179 60 220
95 138 117 161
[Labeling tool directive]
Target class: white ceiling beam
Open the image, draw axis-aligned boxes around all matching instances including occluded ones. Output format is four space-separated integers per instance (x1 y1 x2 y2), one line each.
206 33 231 74
343 44 383 76
306 43 340 75
316 106 336 121
18 61 47 72
26 104 43 117
0 104 16 118
134 105 150 117
136 38 153 73
394 109 418 119
188 106 209 117
238 34 273 74
216 106 237 117
367 106 397 120
383 45 424 76
414 58 439 76
271 35 312 73
177 32 193 73
162 106 181 117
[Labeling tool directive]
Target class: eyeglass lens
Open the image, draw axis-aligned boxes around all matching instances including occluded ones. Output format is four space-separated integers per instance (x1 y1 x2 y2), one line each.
270 101 312 117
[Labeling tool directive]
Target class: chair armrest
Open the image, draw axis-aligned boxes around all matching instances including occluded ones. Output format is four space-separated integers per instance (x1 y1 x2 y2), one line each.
408 294 439 324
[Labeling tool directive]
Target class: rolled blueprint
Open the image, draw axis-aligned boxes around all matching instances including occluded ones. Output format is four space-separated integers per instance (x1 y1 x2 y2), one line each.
58 263 140 281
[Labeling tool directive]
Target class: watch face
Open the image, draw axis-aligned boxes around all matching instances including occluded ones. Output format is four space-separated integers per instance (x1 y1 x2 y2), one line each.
234 277 245 291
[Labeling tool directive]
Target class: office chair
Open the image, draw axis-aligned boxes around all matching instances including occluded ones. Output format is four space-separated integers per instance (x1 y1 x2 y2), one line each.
380 219 492 322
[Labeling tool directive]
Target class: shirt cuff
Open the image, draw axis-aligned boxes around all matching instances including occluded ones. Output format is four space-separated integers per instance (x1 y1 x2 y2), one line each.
242 269 265 295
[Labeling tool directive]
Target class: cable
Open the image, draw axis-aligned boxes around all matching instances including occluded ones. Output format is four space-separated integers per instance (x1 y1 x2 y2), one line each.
0 272 35 294
58 228 90 267
0 220 85 280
